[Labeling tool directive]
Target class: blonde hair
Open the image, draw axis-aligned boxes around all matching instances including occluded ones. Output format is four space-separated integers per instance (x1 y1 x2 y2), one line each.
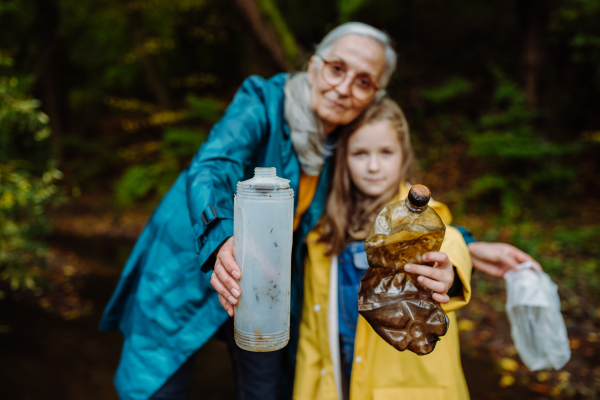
318 98 416 255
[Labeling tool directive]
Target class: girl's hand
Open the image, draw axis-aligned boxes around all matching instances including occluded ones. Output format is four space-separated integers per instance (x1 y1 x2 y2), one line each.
404 252 454 304
210 237 242 317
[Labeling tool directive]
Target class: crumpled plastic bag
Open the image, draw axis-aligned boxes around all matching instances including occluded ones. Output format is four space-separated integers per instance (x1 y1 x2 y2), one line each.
505 261 571 371
358 195 449 356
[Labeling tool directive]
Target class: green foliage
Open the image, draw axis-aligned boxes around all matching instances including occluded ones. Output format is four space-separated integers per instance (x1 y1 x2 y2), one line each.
0 71 64 292
552 0 600 63
162 127 208 159
463 69 578 221
113 97 217 208
551 226 600 260
0 76 51 163
337 0 369 23
420 77 472 104
256 0 298 63
510 223 600 300
465 217 600 307
114 161 178 208
185 94 225 124
0 163 62 291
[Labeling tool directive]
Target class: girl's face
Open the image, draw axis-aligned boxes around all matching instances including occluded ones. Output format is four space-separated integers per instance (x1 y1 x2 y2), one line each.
346 120 403 197
307 35 386 134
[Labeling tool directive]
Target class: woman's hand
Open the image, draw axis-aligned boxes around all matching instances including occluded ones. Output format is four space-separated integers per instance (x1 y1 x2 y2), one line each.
468 242 542 278
404 252 454 304
210 237 242 317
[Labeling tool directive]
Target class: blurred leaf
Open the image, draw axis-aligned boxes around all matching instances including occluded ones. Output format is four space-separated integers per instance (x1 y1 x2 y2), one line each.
558 371 571 382
421 77 472 104
257 0 298 63
458 319 475 332
536 371 551 382
114 165 156 207
499 357 519 372
162 127 207 159
499 374 515 388
0 74 64 292
530 383 550 393
186 94 225 124
337 0 369 23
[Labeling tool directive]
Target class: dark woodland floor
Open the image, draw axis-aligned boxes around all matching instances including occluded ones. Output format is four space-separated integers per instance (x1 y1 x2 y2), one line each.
1 199 598 400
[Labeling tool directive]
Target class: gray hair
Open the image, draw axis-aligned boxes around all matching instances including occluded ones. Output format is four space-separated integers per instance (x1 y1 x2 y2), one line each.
284 22 397 176
315 22 397 88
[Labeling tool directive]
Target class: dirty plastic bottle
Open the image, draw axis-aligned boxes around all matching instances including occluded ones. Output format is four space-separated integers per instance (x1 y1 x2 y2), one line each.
233 167 294 352
358 184 449 355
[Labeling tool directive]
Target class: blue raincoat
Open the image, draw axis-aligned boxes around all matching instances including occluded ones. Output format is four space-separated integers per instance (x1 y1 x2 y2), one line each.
99 73 331 400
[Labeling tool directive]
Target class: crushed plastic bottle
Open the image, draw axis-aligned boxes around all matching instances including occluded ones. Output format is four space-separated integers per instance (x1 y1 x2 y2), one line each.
358 184 449 356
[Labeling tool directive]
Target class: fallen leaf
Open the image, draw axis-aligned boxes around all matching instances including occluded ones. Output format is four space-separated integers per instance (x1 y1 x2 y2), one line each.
63 265 76 276
569 338 581 349
499 374 515 388
458 319 475 332
506 345 517 356
500 357 519 372
530 383 550 393
549 386 562 396
558 371 570 382
537 371 551 382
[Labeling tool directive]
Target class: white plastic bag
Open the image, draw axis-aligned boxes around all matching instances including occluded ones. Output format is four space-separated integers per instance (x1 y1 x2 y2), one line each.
504 261 571 371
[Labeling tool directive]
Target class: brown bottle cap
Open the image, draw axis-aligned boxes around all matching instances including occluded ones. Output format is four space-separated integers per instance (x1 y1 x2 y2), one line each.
408 184 431 207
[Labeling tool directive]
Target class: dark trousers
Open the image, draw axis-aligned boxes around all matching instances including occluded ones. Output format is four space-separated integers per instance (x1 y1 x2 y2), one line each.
150 318 284 400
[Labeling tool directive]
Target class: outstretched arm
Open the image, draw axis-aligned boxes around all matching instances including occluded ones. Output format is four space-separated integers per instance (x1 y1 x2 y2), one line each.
186 76 274 273
468 242 542 278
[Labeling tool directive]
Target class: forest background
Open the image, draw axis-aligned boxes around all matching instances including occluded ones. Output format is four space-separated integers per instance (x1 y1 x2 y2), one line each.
1 0 599 399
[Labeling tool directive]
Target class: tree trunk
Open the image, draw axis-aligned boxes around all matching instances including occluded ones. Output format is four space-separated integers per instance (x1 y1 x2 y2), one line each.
34 0 68 163
233 0 300 72
517 0 547 108
128 12 172 110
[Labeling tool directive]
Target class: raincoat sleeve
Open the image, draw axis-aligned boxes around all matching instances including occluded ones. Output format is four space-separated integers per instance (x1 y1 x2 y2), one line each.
186 76 272 271
429 199 473 313
439 226 472 313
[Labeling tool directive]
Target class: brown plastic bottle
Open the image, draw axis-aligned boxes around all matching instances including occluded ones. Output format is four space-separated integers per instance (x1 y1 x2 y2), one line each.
358 184 449 355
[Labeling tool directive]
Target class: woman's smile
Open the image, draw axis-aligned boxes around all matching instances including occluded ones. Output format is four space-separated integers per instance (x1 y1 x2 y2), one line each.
327 98 346 109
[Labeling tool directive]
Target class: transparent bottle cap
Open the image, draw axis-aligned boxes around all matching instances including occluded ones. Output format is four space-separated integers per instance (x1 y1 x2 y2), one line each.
237 167 290 190
236 168 294 198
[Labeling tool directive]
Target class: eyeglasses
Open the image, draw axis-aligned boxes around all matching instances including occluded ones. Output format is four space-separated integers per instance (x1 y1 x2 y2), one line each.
316 55 380 101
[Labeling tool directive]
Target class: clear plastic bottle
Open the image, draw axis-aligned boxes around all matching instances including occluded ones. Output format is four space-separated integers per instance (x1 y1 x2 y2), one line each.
233 167 294 352
359 184 449 355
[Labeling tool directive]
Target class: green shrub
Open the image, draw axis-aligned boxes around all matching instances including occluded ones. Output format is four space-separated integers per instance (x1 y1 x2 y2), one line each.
463 68 579 221
0 73 64 293
113 96 219 208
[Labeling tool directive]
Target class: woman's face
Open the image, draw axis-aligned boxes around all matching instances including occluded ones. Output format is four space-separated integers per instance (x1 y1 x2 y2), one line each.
346 120 403 197
308 35 386 134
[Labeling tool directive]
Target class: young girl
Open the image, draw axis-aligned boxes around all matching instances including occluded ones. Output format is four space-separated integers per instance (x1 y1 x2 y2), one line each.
293 98 473 400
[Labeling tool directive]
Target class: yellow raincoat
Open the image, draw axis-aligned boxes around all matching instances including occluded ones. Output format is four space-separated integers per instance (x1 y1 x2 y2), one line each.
294 183 473 400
